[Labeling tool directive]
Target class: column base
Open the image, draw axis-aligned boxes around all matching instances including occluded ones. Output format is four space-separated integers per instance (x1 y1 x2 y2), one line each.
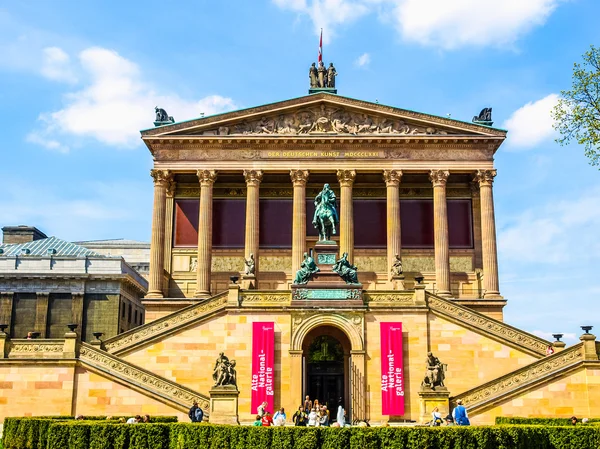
436 291 452 298
194 290 211 299
145 291 165 299
483 292 503 299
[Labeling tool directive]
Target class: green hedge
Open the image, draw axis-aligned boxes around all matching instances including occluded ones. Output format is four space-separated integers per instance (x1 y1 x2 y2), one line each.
15 416 177 423
496 417 600 426
4 421 600 449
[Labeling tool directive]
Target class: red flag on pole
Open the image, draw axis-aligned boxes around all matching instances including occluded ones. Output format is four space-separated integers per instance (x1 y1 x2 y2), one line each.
318 29 323 63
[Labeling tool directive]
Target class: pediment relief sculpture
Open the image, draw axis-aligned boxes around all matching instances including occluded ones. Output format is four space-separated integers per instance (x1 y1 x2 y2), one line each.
193 106 458 137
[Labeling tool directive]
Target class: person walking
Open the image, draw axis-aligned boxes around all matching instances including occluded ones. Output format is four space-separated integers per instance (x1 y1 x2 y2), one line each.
452 400 470 426
188 401 199 422
293 406 307 426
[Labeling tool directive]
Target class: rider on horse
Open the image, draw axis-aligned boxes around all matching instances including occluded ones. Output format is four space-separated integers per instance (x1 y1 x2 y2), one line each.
312 184 339 241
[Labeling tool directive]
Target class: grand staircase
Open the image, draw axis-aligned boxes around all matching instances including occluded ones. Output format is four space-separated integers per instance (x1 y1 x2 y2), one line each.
451 342 586 414
79 342 210 414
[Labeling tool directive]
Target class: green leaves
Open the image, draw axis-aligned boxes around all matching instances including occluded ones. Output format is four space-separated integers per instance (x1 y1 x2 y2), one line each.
553 45 600 167
3 417 600 449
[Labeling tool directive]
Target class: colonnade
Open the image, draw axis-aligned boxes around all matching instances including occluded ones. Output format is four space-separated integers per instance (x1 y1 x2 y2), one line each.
146 168 501 299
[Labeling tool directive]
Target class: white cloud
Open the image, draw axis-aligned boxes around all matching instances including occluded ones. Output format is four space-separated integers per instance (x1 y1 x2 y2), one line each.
273 0 369 43
502 94 559 149
25 131 69 153
30 47 237 150
354 52 370 67
498 187 600 264
40 47 77 83
273 0 561 49
390 0 560 49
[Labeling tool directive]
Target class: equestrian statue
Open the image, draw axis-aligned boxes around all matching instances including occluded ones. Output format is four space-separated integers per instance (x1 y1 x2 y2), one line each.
312 183 338 241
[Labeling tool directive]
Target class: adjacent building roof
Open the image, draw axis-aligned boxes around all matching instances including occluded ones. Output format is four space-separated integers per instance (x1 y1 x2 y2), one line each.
0 236 105 257
74 238 150 248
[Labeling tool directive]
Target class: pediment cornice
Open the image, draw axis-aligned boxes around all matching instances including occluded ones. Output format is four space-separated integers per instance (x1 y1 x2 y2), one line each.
141 93 506 139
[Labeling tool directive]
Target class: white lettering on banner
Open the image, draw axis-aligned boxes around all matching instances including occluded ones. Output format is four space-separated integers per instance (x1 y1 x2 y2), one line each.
381 345 404 396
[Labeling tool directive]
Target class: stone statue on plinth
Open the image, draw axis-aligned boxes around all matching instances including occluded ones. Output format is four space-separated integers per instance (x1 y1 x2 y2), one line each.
312 183 339 241
327 63 337 88
244 253 255 276
332 252 359 284
309 63 318 88
390 254 403 276
209 352 240 424
213 352 238 388
421 352 445 390
154 106 174 125
472 107 493 125
294 252 320 284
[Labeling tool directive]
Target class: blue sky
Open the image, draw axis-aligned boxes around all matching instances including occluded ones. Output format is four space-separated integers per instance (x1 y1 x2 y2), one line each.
1 0 599 344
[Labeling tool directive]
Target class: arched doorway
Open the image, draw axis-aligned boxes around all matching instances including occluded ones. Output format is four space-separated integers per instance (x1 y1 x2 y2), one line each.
302 325 351 412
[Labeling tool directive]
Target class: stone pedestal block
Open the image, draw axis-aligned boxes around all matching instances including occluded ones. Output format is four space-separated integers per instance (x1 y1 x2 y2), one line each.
313 241 338 270
418 388 450 424
241 275 256 290
209 386 240 425
390 275 405 290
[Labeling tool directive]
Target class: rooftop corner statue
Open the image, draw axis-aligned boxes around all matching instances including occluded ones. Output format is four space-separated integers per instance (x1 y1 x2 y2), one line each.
312 183 339 242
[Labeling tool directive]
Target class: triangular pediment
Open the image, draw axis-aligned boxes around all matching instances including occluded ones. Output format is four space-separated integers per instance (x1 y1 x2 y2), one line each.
141 93 505 139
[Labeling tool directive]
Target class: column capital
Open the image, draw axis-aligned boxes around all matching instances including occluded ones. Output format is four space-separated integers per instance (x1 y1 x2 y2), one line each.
337 169 356 187
383 169 403 187
429 169 450 187
197 169 218 186
166 179 177 198
290 169 309 186
474 169 497 187
150 169 173 186
243 169 263 186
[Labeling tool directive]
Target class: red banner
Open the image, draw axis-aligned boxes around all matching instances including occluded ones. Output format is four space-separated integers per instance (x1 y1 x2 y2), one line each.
251 321 275 414
380 322 405 415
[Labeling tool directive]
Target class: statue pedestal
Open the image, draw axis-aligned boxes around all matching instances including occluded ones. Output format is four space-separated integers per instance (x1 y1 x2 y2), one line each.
241 274 256 290
418 388 450 424
209 386 240 425
390 275 405 290
313 241 339 269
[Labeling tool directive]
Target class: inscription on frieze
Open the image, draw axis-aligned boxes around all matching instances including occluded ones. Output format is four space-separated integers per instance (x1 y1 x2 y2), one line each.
293 288 362 300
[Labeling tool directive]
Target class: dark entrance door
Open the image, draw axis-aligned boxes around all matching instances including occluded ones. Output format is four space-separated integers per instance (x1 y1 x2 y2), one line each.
306 335 345 409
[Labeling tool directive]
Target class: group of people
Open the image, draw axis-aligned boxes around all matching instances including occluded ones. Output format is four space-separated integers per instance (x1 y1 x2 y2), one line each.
293 396 347 427
430 400 470 427
253 402 287 426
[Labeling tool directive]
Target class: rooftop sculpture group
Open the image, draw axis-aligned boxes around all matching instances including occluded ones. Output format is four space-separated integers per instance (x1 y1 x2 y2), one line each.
309 61 337 89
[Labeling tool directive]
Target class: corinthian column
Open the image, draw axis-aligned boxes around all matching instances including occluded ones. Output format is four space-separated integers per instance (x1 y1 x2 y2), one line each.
244 170 263 277
195 170 217 298
474 169 501 298
290 169 309 276
383 170 402 280
429 170 451 297
147 169 173 298
337 169 356 261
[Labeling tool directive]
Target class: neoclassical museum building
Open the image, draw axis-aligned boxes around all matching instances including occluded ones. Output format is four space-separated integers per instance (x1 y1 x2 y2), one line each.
0 81 598 425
